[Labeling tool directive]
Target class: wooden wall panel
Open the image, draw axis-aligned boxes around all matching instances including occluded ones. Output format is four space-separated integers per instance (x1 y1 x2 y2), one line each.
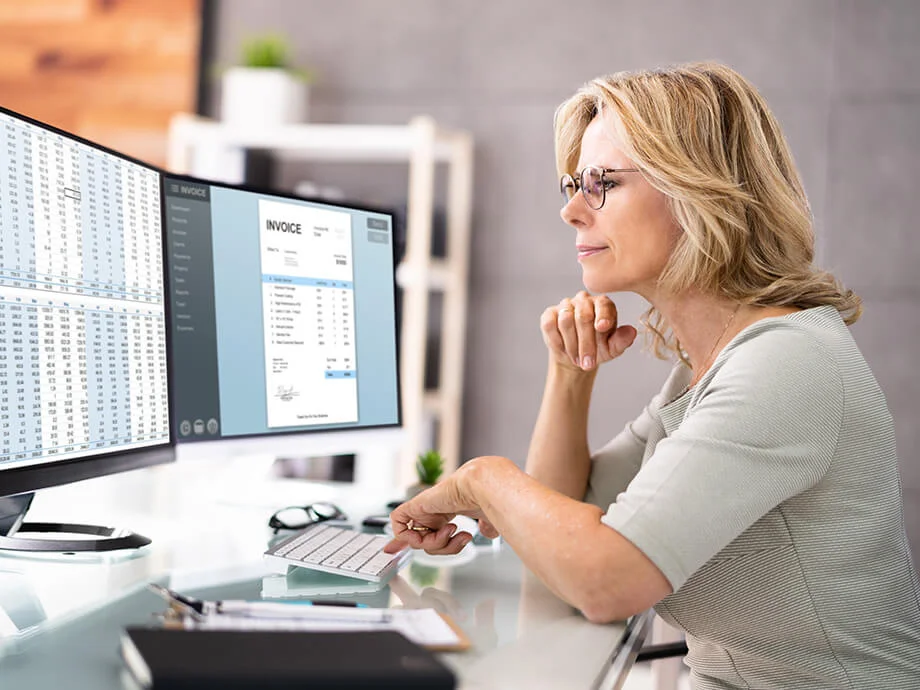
0 0 202 166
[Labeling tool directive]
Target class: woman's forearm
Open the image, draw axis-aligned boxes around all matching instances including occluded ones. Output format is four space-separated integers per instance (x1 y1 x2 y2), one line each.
524 357 597 499
466 457 670 622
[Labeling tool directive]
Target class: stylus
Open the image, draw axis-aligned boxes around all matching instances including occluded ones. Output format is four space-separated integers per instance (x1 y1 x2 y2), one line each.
213 599 390 623
148 584 378 620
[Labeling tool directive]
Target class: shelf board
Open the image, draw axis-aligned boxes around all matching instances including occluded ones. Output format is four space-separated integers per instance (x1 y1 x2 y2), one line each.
423 392 442 416
170 114 459 163
395 258 449 290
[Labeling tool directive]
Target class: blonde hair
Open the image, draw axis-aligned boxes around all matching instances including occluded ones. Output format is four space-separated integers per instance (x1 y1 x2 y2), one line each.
554 62 861 362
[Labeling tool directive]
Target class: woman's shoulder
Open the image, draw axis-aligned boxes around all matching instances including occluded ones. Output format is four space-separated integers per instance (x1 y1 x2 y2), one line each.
724 304 847 363
701 305 847 407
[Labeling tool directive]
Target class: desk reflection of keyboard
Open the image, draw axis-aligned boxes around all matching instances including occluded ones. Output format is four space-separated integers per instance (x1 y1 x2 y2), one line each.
263 523 412 583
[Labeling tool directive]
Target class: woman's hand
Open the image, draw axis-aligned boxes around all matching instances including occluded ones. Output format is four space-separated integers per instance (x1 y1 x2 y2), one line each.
383 458 504 556
541 291 637 372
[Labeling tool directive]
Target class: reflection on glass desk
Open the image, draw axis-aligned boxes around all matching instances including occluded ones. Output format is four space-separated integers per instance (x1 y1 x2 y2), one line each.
0 541 649 689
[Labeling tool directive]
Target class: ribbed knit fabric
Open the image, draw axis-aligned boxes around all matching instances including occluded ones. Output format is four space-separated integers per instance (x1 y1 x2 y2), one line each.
589 305 920 689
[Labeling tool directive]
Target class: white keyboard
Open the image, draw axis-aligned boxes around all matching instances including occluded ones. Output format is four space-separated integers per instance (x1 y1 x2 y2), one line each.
263 523 411 583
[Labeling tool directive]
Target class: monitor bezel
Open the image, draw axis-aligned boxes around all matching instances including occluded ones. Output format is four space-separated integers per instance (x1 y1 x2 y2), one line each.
0 103 177 498
160 173 404 445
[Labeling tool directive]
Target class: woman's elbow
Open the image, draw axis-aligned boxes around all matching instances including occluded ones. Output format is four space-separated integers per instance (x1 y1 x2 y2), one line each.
574 528 673 623
573 568 670 623
579 603 621 625
578 595 641 624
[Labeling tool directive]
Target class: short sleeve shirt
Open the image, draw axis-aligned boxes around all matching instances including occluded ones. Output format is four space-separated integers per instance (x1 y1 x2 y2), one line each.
597 306 920 689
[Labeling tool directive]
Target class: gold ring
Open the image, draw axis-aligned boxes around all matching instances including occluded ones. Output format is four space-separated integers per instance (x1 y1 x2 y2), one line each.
406 520 430 533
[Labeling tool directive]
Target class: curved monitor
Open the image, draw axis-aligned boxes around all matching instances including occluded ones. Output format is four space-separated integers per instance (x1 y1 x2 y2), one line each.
0 105 174 550
162 175 402 462
0 105 403 552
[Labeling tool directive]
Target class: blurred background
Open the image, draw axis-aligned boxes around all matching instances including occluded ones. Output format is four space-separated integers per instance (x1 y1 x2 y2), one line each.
1 0 917 556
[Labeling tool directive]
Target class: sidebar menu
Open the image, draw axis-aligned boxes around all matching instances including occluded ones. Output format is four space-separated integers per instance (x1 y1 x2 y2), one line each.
163 177 222 441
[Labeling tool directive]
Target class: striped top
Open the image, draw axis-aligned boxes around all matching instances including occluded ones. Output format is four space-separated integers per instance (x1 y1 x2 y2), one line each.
586 305 920 689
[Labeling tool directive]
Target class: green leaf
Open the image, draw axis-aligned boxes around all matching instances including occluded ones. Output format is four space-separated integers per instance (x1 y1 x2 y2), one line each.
415 449 444 485
237 32 316 83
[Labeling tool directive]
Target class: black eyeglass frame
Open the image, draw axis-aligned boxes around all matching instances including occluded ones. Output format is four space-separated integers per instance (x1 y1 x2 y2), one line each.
268 502 348 533
560 166 641 210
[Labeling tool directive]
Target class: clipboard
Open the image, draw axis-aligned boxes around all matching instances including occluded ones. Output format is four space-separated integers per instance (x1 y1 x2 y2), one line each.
418 610 471 652
161 606 471 652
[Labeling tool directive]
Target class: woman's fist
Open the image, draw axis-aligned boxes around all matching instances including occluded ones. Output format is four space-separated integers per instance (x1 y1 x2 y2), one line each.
540 291 637 371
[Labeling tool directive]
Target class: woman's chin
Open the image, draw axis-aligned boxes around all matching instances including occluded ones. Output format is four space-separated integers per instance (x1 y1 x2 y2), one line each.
581 271 628 295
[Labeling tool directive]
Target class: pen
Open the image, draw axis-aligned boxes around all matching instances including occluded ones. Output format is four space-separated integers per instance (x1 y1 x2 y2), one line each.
147 584 384 622
213 600 390 623
211 599 369 613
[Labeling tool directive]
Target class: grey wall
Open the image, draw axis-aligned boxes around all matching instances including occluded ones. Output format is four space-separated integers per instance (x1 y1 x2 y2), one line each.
209 0 920 556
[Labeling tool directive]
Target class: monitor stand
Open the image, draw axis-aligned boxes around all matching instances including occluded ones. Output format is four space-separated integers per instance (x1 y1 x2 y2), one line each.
0 493 151 553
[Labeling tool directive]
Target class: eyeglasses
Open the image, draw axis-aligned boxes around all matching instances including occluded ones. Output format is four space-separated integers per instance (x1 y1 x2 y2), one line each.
268 502 348 533
560 165 640 210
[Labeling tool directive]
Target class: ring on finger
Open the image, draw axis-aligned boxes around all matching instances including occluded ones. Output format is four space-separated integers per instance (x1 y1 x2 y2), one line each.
406 519 430 532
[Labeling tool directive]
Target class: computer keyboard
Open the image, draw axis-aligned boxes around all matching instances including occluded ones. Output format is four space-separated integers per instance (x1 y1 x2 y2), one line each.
263 523 411 583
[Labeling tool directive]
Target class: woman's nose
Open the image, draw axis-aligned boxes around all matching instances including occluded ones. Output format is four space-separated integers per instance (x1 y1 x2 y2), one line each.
560 195 587 228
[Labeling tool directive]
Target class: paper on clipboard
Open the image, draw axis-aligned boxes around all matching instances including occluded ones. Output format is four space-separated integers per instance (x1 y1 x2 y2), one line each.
164 607 470 651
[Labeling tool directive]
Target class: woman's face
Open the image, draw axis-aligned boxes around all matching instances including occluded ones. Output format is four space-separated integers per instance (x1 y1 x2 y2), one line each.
560 112 681 298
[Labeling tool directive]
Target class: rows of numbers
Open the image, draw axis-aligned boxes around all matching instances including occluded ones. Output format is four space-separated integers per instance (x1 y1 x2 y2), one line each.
0 112 168 469
0 117 162 301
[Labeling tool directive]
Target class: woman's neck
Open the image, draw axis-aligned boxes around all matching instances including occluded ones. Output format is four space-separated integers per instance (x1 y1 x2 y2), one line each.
651 291 802 380
653 292 744 374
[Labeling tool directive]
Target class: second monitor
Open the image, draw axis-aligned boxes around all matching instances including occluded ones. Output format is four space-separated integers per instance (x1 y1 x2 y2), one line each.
163 176 401 456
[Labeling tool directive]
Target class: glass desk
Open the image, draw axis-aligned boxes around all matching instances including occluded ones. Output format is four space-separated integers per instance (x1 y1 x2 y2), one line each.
0 459 650 689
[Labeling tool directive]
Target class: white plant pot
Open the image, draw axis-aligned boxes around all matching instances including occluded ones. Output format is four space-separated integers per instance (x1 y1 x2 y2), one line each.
220 67 309 127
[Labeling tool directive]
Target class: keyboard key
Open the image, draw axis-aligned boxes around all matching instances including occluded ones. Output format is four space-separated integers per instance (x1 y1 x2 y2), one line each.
358 551 401 576
271 524 331 557
322 533 374 568
286 528 338 561
303 531 358 564
340 540 383 571
263 524 411 582
273 531 312 557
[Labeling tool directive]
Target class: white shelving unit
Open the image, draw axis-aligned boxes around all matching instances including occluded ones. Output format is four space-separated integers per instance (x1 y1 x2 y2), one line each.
166 114 473 488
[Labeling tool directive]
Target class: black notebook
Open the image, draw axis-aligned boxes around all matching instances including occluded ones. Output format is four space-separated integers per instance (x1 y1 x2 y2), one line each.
120 627 457 690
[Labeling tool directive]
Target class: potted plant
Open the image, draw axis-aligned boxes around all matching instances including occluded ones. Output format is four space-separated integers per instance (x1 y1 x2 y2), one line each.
406 449 445 499
220 32 316 127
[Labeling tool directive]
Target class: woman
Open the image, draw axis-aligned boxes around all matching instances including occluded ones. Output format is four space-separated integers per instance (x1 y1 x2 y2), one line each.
384 62 920 688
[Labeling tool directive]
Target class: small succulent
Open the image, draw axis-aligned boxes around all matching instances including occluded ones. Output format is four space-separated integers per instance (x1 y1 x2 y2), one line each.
415 449 444 486
239 32 316 82
241 33 290 68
